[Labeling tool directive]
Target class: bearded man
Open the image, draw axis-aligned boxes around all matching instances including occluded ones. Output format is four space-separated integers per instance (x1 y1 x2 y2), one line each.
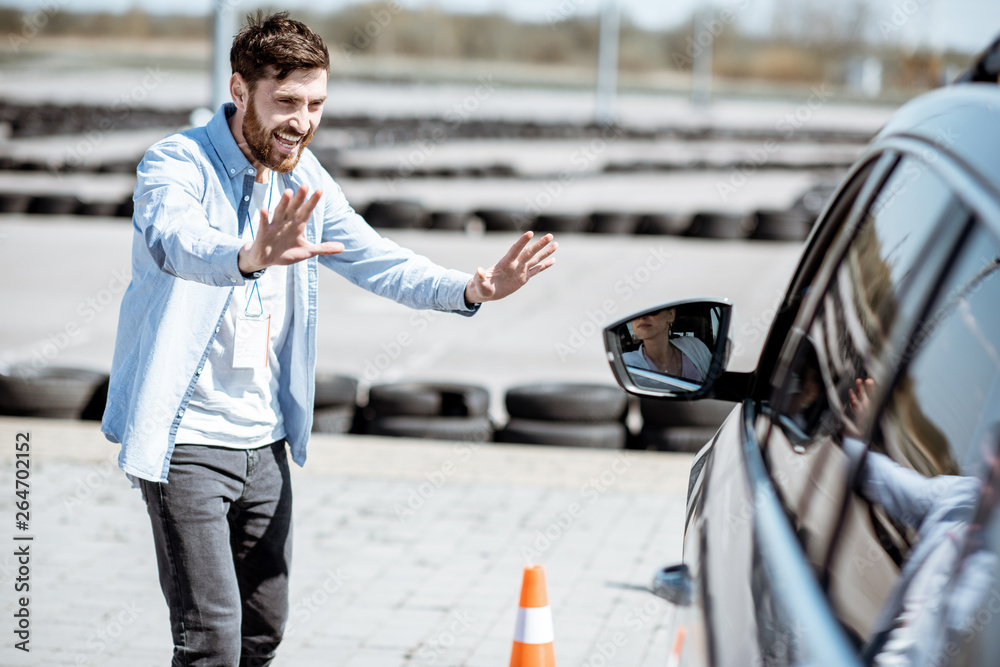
101 11 556 666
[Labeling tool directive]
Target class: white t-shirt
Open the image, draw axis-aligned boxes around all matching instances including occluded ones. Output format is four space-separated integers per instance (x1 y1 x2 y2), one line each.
175 178 294 448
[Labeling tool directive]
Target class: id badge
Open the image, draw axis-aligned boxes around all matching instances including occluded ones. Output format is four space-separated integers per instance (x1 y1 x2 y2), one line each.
233 313 271 369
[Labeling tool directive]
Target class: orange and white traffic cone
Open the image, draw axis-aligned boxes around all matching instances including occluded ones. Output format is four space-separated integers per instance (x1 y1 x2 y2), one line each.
509 564 556 667
666 626 686 667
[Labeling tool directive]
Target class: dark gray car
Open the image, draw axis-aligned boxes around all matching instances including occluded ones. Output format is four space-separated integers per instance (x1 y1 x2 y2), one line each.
604 37 1000 667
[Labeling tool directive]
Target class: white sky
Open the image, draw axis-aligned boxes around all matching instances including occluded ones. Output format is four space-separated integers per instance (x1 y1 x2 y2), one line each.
1 0 998 53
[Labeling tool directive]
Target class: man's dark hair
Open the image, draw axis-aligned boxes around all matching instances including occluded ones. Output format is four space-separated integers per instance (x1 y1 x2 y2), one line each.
230 11 329 91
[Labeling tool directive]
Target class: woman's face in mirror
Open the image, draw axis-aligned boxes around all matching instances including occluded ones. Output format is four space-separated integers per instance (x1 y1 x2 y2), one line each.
630 308 676 342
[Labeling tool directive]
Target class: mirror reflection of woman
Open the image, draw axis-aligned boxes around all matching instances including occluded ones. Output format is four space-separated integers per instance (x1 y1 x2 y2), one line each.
623 308 712 383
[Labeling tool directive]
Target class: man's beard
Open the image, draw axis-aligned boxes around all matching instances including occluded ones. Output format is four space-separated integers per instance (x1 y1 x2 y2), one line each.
242 96 315 173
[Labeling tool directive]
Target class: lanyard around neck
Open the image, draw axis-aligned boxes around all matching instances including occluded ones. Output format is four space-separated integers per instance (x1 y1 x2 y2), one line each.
244 175 275 316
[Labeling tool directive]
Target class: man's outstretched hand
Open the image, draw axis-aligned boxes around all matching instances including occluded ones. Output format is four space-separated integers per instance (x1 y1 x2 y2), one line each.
845 377 876 439
464 231 558 304
238 184 344 274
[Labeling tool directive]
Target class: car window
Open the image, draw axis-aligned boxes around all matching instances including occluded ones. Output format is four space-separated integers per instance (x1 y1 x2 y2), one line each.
875 223 1000 474
837 222 1000 665
762 156 969 645
775 159 961 444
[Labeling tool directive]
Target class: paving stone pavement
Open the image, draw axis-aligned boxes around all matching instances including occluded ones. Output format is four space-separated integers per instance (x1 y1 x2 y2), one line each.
0 417 695 667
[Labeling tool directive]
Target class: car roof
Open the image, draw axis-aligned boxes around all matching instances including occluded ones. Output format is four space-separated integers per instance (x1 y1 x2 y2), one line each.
874 83 1000 203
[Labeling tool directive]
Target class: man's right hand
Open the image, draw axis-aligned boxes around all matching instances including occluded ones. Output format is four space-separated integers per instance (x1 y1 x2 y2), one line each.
238 184 344 274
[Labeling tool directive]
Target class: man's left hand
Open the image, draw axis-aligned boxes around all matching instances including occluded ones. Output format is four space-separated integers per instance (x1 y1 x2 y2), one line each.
464 231 558 304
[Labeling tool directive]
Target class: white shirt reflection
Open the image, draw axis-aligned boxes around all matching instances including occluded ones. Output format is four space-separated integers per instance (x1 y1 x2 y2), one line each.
623 336 711 383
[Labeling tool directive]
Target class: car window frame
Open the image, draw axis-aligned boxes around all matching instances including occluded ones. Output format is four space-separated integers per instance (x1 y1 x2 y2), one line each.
877 135 1000 235
750 151 899 403
758 144 990 650
769 154 973 442
730 141 978 666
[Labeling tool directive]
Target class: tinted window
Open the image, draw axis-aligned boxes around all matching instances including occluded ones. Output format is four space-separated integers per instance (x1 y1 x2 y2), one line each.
763 156 968 643
867 158 957 307
877 224 1000 474
837 223 1000 665
775 158 959 444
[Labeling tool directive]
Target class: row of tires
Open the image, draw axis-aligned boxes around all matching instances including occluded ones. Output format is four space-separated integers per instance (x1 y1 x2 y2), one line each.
365 201 818 241
0 367 732 452
331 158 853 180
0 193 818 241
0 102 190 142
0 154 850 183
0 192 134 217
0 99 872 144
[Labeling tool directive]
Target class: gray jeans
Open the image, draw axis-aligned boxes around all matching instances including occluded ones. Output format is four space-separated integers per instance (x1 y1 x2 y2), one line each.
141 440 293 667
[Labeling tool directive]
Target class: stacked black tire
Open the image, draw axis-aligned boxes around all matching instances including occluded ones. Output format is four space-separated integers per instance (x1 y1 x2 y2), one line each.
0 363 731 456
751 209 813 241
363 200 429 229
0 365 109 420
632 397 733 453
312 373 361 434
360 382 493 442
496 383 628 449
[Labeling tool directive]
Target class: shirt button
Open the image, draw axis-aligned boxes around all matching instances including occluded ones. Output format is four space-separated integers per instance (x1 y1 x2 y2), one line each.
196 367 203 375
177 409 185 417
215 326 221 333
248 168 255 175
244 195 250 201
230 168 235 174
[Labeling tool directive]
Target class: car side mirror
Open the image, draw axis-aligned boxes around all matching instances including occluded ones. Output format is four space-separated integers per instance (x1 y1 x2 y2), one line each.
603 298 733 399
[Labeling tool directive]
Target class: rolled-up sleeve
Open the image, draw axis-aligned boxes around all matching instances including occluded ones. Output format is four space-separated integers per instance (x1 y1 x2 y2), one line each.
134 140 246 287
316 173 477 315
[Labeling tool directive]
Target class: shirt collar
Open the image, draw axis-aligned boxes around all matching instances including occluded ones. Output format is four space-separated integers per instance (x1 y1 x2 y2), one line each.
207 102 258 181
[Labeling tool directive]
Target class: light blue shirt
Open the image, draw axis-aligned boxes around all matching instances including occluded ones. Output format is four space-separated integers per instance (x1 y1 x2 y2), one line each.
102 103 477 482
